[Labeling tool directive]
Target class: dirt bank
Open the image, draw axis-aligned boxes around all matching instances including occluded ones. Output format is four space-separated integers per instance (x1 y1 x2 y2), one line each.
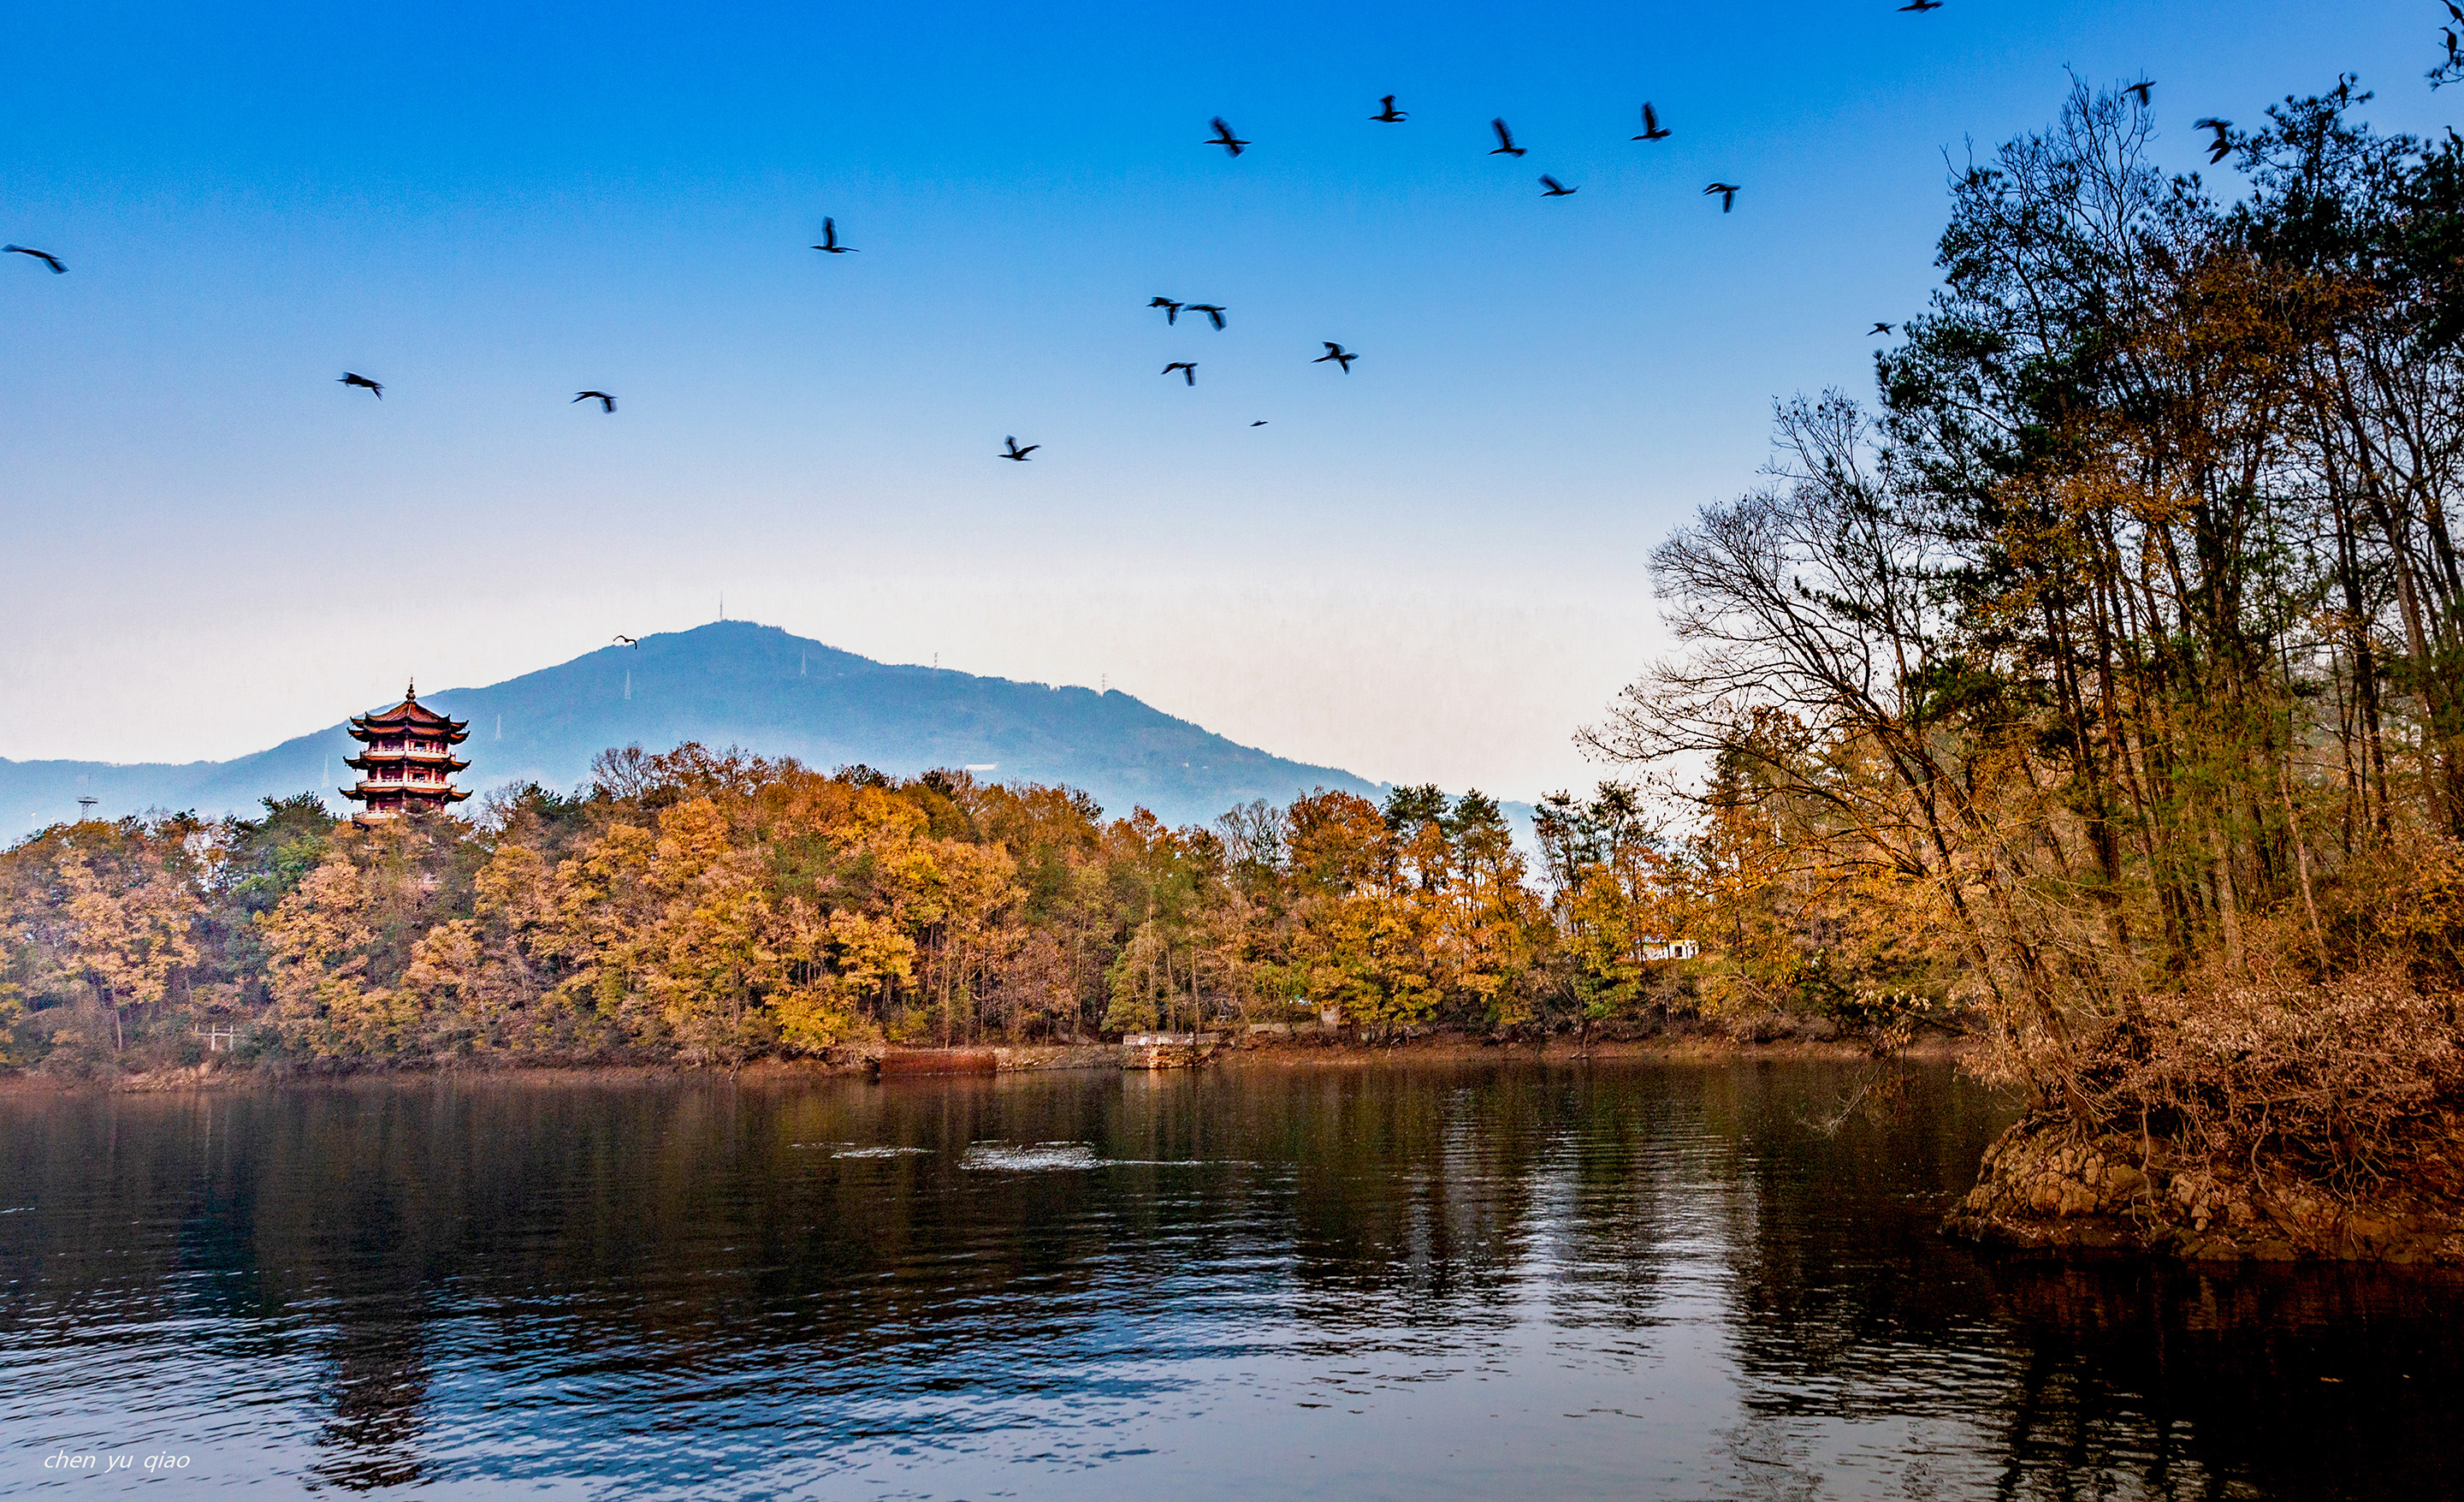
1943 1113 2464 1266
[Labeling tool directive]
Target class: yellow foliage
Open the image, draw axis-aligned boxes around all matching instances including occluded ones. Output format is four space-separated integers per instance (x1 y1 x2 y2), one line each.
824 909 915 1005
259 857 415 1058
56 843 203 1052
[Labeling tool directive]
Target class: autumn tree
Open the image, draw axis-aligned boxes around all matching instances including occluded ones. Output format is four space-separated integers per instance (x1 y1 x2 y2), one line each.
1597 73 2464 1195
0 820 208 1060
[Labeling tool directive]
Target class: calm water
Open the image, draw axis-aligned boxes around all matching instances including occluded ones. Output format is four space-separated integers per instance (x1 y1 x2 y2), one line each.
3 1061 2460 1500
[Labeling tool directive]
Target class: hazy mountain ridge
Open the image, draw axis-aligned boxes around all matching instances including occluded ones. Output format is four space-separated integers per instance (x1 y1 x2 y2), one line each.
0 621 1427 834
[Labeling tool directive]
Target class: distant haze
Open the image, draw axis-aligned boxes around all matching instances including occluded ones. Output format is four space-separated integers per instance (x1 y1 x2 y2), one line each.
0 621 1423 833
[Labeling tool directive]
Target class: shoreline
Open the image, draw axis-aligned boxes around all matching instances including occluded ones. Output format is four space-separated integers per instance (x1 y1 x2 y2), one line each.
0 1030 1979 1095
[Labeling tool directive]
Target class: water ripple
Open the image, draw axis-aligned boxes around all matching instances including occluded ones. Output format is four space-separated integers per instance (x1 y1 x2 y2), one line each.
3 1064 2459 1499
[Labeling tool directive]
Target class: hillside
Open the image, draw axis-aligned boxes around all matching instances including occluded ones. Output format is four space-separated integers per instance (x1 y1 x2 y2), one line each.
0 622 1404 834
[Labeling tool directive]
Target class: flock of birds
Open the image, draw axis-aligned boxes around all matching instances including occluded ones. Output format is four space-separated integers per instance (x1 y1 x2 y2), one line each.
6 4 2330 467
0 13 1958 465
997 91 1821 459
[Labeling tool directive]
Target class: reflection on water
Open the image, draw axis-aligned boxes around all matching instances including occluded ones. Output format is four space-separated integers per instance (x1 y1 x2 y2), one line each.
2 1062 2457 1499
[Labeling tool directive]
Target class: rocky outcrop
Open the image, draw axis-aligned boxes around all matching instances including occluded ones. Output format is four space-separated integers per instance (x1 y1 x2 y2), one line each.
1944 1114 2464 1264
1118 1033 1224 1070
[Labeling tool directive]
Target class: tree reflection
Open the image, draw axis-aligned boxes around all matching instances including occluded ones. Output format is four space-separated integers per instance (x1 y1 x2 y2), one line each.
311 1316 429 1490
1703 1063 2464 1500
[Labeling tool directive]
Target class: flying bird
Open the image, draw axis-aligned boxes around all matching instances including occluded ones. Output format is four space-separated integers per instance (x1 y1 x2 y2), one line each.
3 245 65 274
1251 420 1268 426
1869 322 1895 336
1898 0 1942 10
1314 341 1357 372
1371 95 1407 123
2195 117 2233 164
613 635 640 648
1704 181 1740 212
1184 302 1226 329
811 217 857 253
1163 362 1197 385
2126 80 2155 107
1149 296 1183 324
1490 118 1526 157
339 372 383 398
573 390 616 412
1001 436 1039 461
1632 102 1671 141
1207 117 1250 157
1539 175 1577 197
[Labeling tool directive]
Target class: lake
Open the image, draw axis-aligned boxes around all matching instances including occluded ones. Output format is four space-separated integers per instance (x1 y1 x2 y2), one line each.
3 1060 2460 1499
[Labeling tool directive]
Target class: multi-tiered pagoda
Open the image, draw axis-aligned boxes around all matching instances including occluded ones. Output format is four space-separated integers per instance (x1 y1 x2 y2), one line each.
341 683 471 823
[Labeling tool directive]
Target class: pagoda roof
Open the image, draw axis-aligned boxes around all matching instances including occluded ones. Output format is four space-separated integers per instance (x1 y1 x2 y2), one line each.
348 684 470 740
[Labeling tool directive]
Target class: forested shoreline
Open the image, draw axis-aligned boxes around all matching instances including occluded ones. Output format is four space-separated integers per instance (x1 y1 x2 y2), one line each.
2 741 1875 1077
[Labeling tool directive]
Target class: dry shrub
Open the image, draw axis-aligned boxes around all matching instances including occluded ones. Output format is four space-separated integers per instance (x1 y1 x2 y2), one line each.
2319 832 2464 990
1958 837 2464 1207
2093 959 2464 1196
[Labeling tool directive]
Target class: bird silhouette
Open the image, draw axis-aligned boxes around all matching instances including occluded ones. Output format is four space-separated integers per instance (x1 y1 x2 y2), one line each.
2126 80 2155 107
1869 322 1897 336
1898 0 1942 10
1632 102 1671 141
1314 341 1357 372
1001 436 1039 461
811 217 857 253
1207 117 1250 157
613 635 640 648
1184 303 1227 329
1704 181 1740 212
1149 296 1183 324
1539 175 1577 197
1163 362 1197 385
1490 118 1526 157
1251 420 1268 426
3 245 65 274
573 390 616 412
1371 95 1407 123
339 372 383 399
2195 118 2233 164
2450 0 2462 20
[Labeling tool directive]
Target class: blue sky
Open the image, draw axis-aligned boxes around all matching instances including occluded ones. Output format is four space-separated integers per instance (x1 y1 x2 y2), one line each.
0 0 2449 799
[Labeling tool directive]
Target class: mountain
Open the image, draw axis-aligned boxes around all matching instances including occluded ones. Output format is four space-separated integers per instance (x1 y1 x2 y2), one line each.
0 621 1406 834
